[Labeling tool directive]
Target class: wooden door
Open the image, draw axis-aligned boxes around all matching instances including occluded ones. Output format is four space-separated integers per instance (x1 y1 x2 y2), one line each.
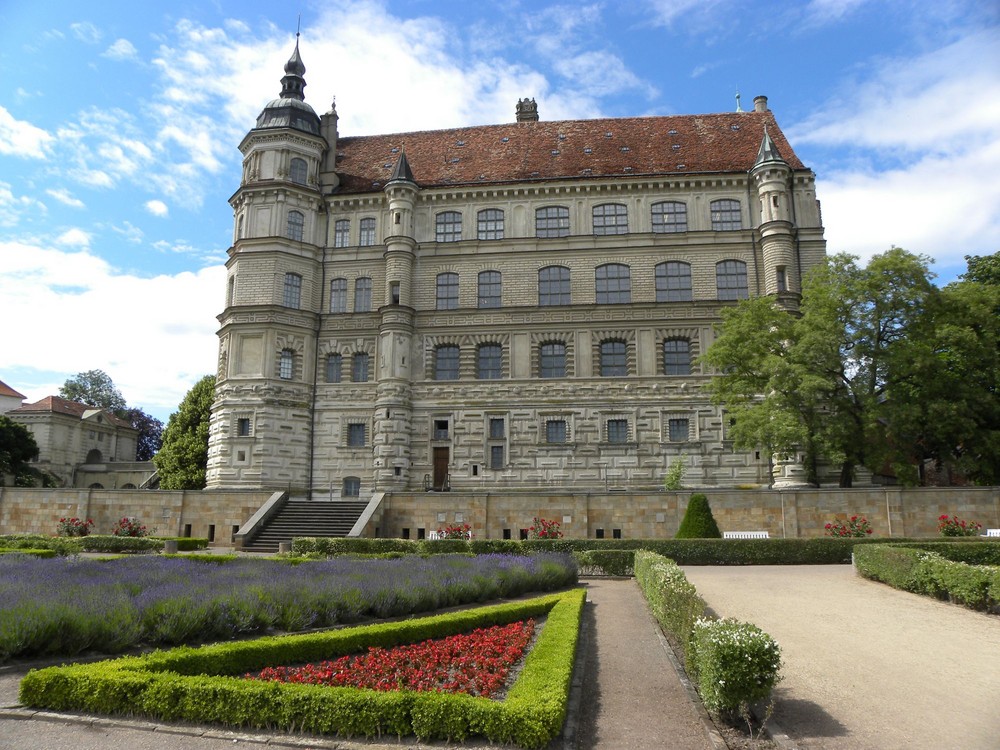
433 447 450 490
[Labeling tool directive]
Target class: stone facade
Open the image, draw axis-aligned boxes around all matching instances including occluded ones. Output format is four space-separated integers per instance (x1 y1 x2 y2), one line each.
206 41 828 498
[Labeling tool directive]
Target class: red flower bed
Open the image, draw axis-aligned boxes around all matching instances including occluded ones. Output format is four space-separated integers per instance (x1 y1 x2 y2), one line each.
246 620 535 699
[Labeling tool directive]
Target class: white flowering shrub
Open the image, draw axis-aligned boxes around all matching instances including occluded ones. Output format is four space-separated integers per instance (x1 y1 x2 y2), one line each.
691 617 782 713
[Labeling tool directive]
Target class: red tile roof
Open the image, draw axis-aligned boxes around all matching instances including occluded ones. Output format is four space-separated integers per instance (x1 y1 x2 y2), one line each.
0 379 26 400
332 110 804 195
11 396 133 429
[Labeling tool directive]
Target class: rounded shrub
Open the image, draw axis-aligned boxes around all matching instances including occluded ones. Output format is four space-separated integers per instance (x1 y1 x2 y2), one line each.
675 494 722 539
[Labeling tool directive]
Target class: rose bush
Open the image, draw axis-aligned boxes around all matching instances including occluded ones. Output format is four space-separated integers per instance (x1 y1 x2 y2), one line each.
824 515 873 538
57 517 94 537
938 515 982 537
528 517 564 539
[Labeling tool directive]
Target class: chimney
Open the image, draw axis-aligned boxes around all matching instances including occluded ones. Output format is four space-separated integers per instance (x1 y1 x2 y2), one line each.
753 95 769 113
516 98 539 123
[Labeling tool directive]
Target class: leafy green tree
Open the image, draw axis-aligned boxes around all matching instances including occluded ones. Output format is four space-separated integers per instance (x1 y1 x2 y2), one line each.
122 407 164 462
962 251 1000 286
0 415 40 485
59 369 127 412
675 494 722 538
702 247 983 486
154 376 216 490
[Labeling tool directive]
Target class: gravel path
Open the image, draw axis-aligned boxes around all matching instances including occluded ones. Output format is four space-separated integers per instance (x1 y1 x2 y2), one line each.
683 565 1000 750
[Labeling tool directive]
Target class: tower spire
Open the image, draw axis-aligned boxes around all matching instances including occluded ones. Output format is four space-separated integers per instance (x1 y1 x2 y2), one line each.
279 32 307 101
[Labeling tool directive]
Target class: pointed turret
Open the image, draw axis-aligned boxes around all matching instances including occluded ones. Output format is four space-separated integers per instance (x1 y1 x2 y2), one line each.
387 150 415 184
253 36 320 135
278 36 307 101
754 126 785 167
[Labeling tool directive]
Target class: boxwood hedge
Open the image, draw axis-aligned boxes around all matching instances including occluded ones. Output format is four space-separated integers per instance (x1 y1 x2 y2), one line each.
20 588 586 749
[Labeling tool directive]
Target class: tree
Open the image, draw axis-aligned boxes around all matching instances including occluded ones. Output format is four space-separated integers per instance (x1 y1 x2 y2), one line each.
59 369 127 412
154 376 216 490
0 415 40 485
675 493 722 538
701 247 999 486
962 251 1000 286
58 369 162 460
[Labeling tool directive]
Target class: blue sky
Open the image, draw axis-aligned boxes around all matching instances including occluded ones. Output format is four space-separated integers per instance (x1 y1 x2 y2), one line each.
1 0 998 422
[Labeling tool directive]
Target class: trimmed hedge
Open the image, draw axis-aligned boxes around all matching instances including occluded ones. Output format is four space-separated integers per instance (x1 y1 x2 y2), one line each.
634 550 781 714
0 547 57 558
153 537 210 552
80 535 164 554
574 549 635 576
20 588 586 749
853 544 1000 612
0 534 82 556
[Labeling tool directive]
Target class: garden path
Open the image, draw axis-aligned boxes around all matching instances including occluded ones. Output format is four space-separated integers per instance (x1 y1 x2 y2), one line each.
683 564 1000 750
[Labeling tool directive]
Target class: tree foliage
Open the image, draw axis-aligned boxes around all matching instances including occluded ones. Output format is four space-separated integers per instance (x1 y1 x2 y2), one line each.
59 369 127 412
0 415 40 484
58 369 163 460
702 248 1000 486
154 376 216 490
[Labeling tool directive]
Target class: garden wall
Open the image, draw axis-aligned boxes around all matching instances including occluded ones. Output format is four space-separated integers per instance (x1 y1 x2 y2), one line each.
1 485 997 541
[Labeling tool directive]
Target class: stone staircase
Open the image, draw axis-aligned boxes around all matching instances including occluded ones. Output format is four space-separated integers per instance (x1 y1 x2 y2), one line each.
241 499 370 553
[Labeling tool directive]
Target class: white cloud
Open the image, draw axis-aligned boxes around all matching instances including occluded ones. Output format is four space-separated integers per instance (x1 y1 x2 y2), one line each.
0 181 46 227
55 228 91 248
70 22 102 44
103 38 138 61
0 106 54 159
790 28 1000 270
45 188 85 208
145 200 168 217
0 241 225 419
802 0 870 26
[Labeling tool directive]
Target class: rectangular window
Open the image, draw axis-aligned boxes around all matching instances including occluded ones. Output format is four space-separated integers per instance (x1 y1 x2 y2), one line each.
352 353 369 382
359 217 376 246
538 266 571 306
546 419 567 444
651 201 687 233
717 260 749 301
656 262 693 302
435 211 462 242
347 423 366 447
330 278 347 313
286 211 305 241
668 418 689 442
540 342 566 378
434 345 460 380
776 266 787 292
325 353 342 383
433 419 449 440
490 444 505 470
283 273 302 308
477 344 502 379
354 277 372 312
600 340 628 376
279 350 294 380
595 264 631 304
334 219 350 247
237 418 251 437
606 418 629 444
593 203 628 235
489 417 505 439
436 272 459 310
710 199 742 231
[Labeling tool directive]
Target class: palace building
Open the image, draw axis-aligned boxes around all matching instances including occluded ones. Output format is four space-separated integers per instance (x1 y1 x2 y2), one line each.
205 40 827 499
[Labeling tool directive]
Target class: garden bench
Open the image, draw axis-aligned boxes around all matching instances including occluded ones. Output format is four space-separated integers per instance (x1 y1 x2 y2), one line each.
984 529 1000 537
722 531 770 539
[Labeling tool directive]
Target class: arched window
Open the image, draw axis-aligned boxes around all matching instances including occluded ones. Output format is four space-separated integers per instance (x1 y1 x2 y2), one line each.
655 261 692 302
593 203 628 235
343 476 361 496
354 277 372 312
710 199 742 231
286 210 305 241
435 211 462 242
289 157 307 185
352 353 370 382
279 349 294 380
477 343 502 379
535 205 570 238
600 340 627 377
595 263 631 304
540 342 567 378
283 272 302 308
477 209 504 240
651 201 687 233
663 339 691 376
478 270 501 308
434 345 460 380
436 272 459 310
330 278 347 313
716 260 749 300
538 266 570 306
325 353 342 383
359 217 376 246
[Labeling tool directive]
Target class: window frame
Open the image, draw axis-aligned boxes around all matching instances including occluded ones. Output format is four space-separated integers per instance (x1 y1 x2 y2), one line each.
286 210 305 242
656 261 693 302
545 419 568 444
347 423 367 447
354 277 372 312
477 270 501 309
651 201 688 233
716 260 749 301
668 417 690 443
434 344 460 381
489 444 505 470
283 272 302 309
535 205 570 238
663 338 692 376
325 353 342 383
436 272 459 310
334 219 350 248
278 349 294 380
435 211 463 242
606 418 629 444
592 203 629 235
477 208 505 240
710 199 742 231
330 277 348 313
343 477 361 496
289 157 307 185
538 265 571 306
600 339 628 377
595 263 631 304
359 217 376 246
351 352 370 382
539 342 567 379
477 343 503 380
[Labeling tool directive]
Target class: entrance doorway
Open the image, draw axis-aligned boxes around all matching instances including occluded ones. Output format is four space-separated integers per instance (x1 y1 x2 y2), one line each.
433 447 450 491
